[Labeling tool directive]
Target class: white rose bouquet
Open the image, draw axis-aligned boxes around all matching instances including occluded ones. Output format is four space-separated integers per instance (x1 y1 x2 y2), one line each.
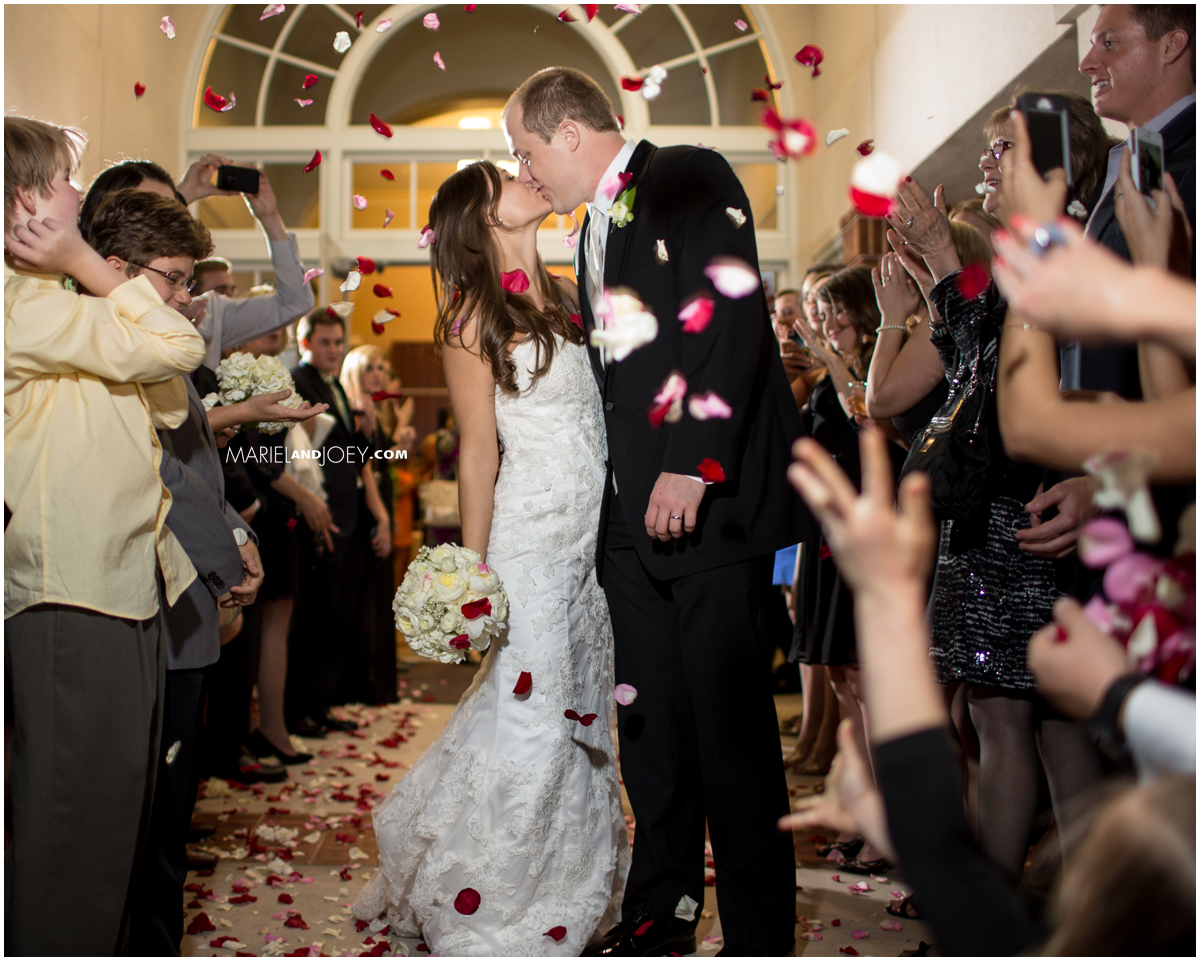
205 352 304 434
393 545 508 664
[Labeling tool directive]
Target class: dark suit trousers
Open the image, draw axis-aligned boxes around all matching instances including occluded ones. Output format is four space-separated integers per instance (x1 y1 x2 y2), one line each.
603 496 795 955
129 668 206 956
5 602 165 956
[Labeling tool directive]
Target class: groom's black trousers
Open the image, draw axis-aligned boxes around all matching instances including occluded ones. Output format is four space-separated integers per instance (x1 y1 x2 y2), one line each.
602 494 796 956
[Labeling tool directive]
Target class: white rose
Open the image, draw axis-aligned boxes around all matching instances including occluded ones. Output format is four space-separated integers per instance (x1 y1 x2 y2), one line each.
429 545 458 573
418 613 436 633
610 200 629 222
395 611 417 635
439 612 458 632
431 571 467 602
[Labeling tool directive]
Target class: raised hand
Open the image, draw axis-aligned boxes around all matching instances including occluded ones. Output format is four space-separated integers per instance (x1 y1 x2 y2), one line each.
1028 596 1132 720
176 153 236 205
872 251 921 324
996 111 1068 225
885 179 961 282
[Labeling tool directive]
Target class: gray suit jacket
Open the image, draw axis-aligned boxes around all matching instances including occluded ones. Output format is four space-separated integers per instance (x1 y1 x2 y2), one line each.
158 373 254 670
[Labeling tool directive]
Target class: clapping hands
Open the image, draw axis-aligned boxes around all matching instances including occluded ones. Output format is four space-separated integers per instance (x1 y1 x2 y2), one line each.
872 251 921 323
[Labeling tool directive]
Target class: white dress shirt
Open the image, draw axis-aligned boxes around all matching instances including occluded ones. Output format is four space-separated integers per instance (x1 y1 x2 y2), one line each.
581 139 636 336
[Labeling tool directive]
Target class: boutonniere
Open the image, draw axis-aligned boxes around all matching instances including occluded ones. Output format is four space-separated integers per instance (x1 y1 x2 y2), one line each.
610 186 636 228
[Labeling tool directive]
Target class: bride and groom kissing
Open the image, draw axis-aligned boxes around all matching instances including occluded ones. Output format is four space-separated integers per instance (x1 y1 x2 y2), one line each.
354 66 810 956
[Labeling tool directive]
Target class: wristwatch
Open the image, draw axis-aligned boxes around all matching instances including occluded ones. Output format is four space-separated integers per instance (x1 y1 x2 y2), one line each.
1088 672 1147 762
233 527 249 546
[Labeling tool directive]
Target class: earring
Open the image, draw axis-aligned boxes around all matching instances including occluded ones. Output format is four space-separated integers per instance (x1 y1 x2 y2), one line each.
497 217 504 224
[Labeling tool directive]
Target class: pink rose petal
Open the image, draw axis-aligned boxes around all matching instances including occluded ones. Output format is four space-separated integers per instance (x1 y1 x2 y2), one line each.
688 391 732 420
501 269 530 294
678 294 715 333
795 43 824 77
848 881 871 894
161 16 176 39
1079 517 1135 569
423 12 440 29
880 919 903 932
614 3 641 13
762 108 817 160
851 930 869 939
260 4 286 20
433 51 446 70
614 683 638 705
375 18 392 32
294 98 314 107
704 256 759 299
383 207 395 228
352 194 368 210
302 268 324 285
418 225 436 248
1104 552 1160 605
734 19 748 31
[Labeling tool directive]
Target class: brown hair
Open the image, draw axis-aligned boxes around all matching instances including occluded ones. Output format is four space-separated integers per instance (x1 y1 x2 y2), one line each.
1044 775 1195 956
194 257 233 278
84 189 213 274
949 198 1003 233
428 160 583 394
506 67 619 143
817 266 880 378
296 306 344 345
985 88 1120 207
949 220 993 270
4 116 87 232
1128 4 1195 81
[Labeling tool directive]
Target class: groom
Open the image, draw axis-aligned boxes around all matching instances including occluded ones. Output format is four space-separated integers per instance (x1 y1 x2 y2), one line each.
504 68 810 956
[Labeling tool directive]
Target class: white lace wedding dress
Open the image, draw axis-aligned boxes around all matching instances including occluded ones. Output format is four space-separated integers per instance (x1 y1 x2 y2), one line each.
354 337 628 956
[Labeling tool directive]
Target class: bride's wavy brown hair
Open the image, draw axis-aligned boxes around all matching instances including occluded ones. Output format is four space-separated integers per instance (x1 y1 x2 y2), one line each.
428 160 583 394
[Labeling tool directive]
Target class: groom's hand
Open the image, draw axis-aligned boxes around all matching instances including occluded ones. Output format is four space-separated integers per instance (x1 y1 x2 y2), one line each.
645 472 705 541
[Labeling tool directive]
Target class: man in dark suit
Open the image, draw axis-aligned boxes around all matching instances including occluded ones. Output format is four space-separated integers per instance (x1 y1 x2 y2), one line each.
504 67 811 957
288 308 371 735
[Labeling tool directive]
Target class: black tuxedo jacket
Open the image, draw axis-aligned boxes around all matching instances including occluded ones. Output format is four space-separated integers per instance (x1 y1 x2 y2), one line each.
578 140 812 580
291 361 369 539
1065 102 1196 397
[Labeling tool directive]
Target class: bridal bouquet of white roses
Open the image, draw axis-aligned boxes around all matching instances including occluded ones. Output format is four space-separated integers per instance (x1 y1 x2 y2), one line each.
393 545 508 664
203 352 303 434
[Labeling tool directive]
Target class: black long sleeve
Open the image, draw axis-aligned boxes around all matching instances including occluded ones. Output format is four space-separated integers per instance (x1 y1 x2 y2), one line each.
875 728 1038 956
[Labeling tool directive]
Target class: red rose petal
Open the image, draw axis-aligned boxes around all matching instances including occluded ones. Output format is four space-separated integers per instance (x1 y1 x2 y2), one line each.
339 866 353 881
134 82 146 98
283 914 309 929
765 74 784 91
832 918 842 926
848 185 891 217
501 269 530 293
557 9 577 22
372 283 393 298
621 75 645 92
454 887 481 915
210 936 240 947
186 912 216 934
564 709 581 722
277 892 294 903
634 919 654 936
751 89 769 102
228 893 257 904
369 113 394 138
355 10 364 28
819 545 833 560
513 671 532 696
372 389 403 401
570 312 583 330
449 635 471 650
302 74 319 89
202 87 229 112
303 150 322 174
840 949 859 956
955 262 990 300
371 321 384 335
697 458 726 483
461 597 492 619
579 713 598 726
678 294 715 333
355 256 376 275
795 44 824 77
380 168 395 180
545 925 568 942
464 4 475 10
856 139 875 156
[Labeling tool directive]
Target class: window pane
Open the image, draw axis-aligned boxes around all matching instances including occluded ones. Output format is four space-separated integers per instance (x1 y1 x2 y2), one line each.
282 4 355 71
620 4 694 69
352 163 411 230
707 41 770 126
264 62 328 126
195 162 318 230
416 162 467 227
217 3 288 48
198 39 266 127
683 4 752 50
732 162 778 231
647 61 710 126
351 5 619 126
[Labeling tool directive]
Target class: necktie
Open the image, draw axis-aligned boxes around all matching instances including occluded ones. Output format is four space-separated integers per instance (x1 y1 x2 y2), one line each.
586 205 608 368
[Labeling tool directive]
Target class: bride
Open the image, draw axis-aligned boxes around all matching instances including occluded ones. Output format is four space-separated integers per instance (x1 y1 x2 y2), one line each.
353 160 628 955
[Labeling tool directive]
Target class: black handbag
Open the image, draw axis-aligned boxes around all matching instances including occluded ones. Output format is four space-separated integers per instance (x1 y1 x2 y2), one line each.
900 350 993 523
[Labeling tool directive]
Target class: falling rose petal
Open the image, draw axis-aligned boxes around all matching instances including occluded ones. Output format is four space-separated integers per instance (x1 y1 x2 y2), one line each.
341 271 362 293
352 194 368 211
544 926 568 942
1079 518 1136 569
614 683 638 705
369 113 394 138
765 74 784 91
513 671 532 696
655 239 669 263
371 283 393 298
375 18 392 32
621 75 645 92
673 296 715 338
423 12 440 29
302 268 324 285
564 211 580 249
380 168 395 180
333 31 351 53
161 16 176 39
795 43 824 77
591 288 658 362
569 313 583 330
584 4 599 21
649 372 687 427
851 930 869 940
856 139 875 156
956 262 990 299
880 919 903 932
461 597 492 619
826 128 850 146
134 82 147 98
762 108 818 160
464 3 476 9
501 269 530 294
295 98 314 107
356 9 364 28
261 4 286 20
688 391 733 421
634 919 655 937
1084 451 1162 544
614 3 641 13
734 19 749 31
849 150 903 217
751 89 770 102
557 10 578 23
704 256 759 299
382 207 395 228
327 301 354 320
202 87 233 112
418 225 436 248
355 256 376 275
302 74 319 89
697 458 726 483
433 51 446 70
372 310 399 328
303 150 322 174
725 207 746 227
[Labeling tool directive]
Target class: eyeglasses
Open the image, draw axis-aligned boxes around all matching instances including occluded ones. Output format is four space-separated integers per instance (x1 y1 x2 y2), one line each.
983 139 1014 161
126 260 198 294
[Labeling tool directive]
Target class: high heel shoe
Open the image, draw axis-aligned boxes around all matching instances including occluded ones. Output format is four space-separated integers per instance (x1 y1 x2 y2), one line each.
247 729 313 765
838 856 891 875
814 836 864 859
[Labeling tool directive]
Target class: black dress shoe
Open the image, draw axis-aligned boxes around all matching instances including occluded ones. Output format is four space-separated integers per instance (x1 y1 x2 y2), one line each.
186 845 219 870
288 715 328 738
247 729 314 765
319 710 359 733
583 910 697 957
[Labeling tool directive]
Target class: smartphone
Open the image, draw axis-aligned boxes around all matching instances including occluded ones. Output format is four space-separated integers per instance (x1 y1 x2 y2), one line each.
216 164 260 194
1131 128 1165 194
1015 93 1073 187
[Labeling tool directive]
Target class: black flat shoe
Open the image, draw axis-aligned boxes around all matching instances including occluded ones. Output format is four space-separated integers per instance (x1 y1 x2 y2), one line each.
247 729 313 765
838 856 891 875
583 910 697 957
815 836 864 859
887 893 921 919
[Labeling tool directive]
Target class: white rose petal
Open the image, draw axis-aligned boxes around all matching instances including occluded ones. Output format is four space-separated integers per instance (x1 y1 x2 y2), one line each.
725 207 746 227
591 288 659 363
340 270 362 292
333 31 351 53
655 239 669 263
825 128 850 146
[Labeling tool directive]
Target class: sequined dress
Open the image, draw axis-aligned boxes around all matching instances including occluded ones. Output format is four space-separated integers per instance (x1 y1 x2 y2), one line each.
926 276 1061 689
353 337 629 954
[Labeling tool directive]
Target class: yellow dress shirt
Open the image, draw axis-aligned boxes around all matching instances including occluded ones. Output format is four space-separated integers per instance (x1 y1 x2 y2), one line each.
4 266 207 620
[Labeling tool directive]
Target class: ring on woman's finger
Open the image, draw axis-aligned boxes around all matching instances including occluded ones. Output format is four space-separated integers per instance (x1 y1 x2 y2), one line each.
904 217 915 228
